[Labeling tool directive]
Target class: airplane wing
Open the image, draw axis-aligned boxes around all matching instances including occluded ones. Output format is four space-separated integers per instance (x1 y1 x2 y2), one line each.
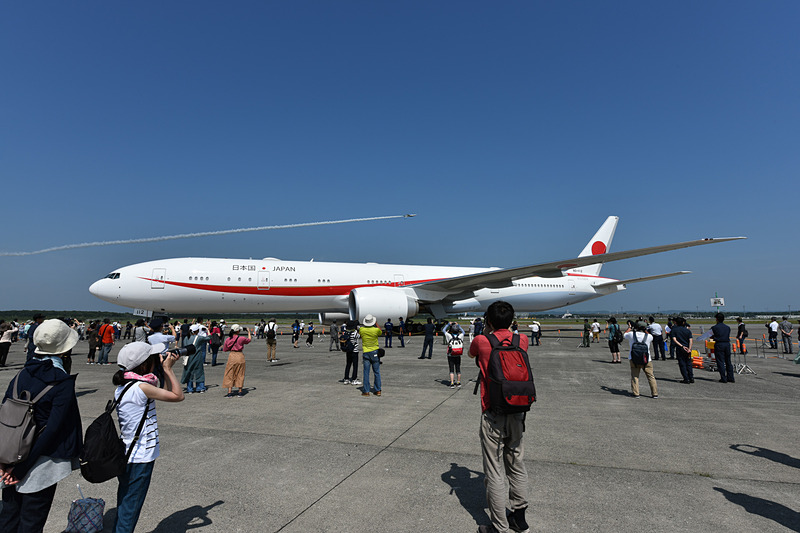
409 237 744 295
593 271 691 289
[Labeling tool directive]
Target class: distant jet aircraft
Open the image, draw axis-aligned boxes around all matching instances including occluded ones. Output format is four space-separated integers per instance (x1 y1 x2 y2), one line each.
89 216 743 322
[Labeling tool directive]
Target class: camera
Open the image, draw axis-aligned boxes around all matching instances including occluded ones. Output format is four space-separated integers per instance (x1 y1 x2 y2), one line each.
166 345 196 358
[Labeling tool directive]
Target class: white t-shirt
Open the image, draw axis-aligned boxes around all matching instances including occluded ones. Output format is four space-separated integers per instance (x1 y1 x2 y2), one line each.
623 331 653 360
116 382 159 463
591 322 601 333
648 322 663 336
769 321 779 333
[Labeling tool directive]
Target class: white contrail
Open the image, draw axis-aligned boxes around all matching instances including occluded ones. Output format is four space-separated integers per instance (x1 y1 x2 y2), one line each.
0 214 416 257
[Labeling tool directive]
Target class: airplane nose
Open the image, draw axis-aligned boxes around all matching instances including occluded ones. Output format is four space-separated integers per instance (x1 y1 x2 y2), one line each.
88 280 102 297
89 279 115 302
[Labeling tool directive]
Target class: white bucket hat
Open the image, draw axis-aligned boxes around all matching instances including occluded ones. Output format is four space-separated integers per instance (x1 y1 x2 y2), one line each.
33 319 79 355
362 314 377 327
117 342 166 371
230 324 242 333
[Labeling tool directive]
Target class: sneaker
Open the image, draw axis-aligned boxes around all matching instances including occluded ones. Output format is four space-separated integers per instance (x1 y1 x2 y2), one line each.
237 391 245 397
652 395 659 399
343 379 351 385
478 525 500 533
225 392 236 398
375 391 381 396
351 379 361 386
457 381 462 387
449 383 455 389
197 389 207 393
508 508 530 533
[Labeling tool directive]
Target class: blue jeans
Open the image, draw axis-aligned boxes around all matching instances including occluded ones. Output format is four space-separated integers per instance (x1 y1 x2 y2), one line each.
362 351 381 393
99 343 113 364
114 461 155 533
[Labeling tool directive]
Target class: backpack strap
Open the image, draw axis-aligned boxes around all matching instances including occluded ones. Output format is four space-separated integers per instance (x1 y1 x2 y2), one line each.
125 399 152 462
114 382 153 462
11 373 54 403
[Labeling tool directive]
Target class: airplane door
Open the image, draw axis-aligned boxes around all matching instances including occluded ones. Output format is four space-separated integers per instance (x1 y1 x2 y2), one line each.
151 268 166 289
258 271 270 290
394 274 405 287
568 278 576 295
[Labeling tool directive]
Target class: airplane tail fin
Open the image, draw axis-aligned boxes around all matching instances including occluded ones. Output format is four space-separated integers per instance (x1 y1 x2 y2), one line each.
567 216 619 277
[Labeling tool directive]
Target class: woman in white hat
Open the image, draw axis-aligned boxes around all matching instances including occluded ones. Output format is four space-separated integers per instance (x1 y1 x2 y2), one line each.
112 341 184 533
0 319 83 532
222 324 251 398
181 324 209 393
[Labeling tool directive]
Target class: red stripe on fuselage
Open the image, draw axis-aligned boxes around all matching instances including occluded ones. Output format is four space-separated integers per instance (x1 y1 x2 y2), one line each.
139 278 444 296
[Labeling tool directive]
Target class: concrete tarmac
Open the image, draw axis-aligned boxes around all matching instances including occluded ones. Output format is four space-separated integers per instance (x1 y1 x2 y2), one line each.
1 330 798 532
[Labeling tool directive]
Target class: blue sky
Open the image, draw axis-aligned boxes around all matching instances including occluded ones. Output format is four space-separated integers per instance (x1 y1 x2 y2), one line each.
1 1 797 314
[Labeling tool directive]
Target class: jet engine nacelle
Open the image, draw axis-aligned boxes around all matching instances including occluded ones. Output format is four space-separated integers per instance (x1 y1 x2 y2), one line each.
348 287 419 323
318 312 350 325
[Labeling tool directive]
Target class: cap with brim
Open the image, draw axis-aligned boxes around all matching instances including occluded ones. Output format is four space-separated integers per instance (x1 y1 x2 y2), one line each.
33 319 79 355
231 324 242 333
117 342 166 371
363 314 377 327
149 319 163 331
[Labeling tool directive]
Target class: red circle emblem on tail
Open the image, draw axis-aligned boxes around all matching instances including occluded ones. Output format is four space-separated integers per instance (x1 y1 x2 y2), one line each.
591 241 607 255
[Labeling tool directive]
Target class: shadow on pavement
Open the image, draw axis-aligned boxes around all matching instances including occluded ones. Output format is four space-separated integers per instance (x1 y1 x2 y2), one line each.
600 386 631 397
730 444 800 469
713 488 800 531
441 462 487 526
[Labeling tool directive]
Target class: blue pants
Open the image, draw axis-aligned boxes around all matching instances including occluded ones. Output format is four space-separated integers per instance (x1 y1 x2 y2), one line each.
99 343 113 364
677 353 694 382
421 337 434 358
385 332 392 347
0 483 57 532
398 333 404 347
714 343 735 382
652 335 665 360
114 461 155 533
362 351 381 393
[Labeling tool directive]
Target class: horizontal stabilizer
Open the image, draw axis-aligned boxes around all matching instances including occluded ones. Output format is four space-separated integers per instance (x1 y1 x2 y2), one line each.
593 271 691 289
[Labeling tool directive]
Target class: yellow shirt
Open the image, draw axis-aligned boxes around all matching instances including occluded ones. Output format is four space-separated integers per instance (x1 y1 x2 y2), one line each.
359 326 382 353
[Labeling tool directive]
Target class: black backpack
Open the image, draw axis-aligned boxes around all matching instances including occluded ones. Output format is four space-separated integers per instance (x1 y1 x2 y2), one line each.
266 324 276 340
630 331 650 366
475 333 536 414
612 324 624 344
80 382 151 484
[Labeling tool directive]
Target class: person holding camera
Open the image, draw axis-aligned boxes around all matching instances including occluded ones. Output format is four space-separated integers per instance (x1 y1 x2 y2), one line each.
222 325 251 398
146 319 177 352
112 342 184 533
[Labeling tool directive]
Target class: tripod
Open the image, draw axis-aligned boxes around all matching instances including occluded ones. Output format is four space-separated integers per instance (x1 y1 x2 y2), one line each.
735 340 756 375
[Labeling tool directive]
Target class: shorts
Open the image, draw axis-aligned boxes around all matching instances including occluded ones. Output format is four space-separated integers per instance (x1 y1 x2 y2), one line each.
609 339 620 353
447 355 461 374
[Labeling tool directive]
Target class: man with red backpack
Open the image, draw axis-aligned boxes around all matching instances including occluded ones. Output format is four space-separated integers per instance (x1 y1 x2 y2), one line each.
469 301 533 533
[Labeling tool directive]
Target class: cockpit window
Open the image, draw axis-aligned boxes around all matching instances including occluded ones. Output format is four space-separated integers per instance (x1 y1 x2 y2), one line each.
105 273 121 279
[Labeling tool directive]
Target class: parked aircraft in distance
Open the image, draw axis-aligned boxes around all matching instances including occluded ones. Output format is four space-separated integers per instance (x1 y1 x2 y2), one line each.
89 216 744 322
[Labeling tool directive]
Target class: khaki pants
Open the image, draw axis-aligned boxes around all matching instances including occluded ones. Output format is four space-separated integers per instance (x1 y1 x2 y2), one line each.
267 339 277 360
480 410 529 532
630 360 658 397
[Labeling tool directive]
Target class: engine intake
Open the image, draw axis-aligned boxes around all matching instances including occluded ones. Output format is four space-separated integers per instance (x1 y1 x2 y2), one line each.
348 287 419 324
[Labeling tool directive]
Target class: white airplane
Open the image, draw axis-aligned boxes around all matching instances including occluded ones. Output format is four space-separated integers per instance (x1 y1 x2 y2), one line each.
89 216 743 322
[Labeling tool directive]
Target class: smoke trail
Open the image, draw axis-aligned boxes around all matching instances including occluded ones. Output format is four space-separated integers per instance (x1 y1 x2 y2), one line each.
0 214 415 257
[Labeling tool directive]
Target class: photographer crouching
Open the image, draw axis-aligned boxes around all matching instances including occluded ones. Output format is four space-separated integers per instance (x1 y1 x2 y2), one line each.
111 342 185 533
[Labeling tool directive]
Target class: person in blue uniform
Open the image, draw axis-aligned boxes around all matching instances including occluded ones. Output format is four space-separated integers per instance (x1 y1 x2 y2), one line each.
711 313 734 383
